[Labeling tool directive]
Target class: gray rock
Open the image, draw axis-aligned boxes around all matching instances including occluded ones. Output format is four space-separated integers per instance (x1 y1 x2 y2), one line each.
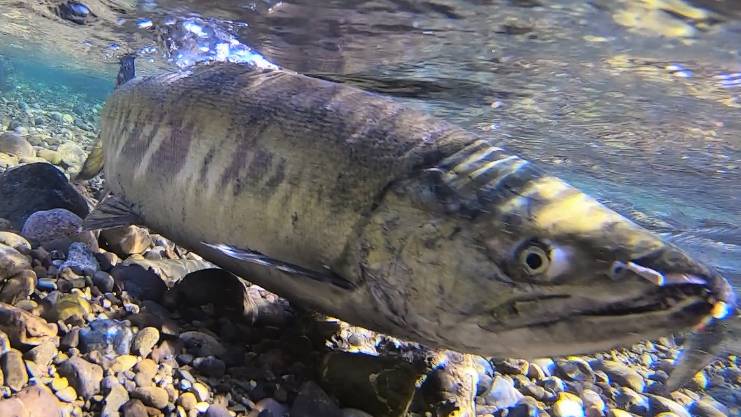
647 395 690 417
179 331 226 357
58 356 103 400
495 358 530 375
0 163 89 230
689 396 729 417
0 331 9 356
60 242 99 276
485 375 523 412
79 319 133 356
93 271 115 293
12 385 62 417
0 302 58 348
595 360 645 392
557 358 595 382
542 376 565 394
319 351 419 417
0 243 30 281
616 387 649 416
21 208 96 252
24 340 57 369
1 349 28 391
0 269 35 304
291 381 342 417
206 405 232 417
57 141 85 173
193 356 226 377
132 386 169 409
0 132 34 158
122 399 148 417
131 327 160 357
0 231 31 253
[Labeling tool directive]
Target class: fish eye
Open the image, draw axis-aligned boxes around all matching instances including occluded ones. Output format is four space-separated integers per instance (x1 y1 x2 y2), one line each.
519 244 550 275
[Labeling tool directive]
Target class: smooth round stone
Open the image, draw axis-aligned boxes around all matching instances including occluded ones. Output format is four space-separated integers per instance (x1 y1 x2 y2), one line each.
111 355 138 373
133 386 169 409
55 385 77 402
132 327 160 357
178 392 197 411
553 393 585 417
51 376 70 391
195 402 210 413
191 382 210 402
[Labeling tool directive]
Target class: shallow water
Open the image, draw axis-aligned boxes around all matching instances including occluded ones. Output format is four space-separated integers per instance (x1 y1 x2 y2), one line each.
0 2 739 282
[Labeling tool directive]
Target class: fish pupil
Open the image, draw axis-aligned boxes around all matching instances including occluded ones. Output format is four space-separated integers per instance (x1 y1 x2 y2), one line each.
526 253 543 270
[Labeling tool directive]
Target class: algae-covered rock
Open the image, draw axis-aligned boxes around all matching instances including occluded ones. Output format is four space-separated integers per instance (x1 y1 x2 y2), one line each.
320 351 421 417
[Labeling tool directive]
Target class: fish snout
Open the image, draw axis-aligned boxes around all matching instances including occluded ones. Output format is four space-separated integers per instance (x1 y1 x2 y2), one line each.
610 253 737 322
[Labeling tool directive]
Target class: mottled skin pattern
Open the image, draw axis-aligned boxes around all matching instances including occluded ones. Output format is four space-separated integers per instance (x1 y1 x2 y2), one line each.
97 62 734 359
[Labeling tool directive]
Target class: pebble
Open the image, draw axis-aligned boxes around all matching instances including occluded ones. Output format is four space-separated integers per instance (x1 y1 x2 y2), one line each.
291 381 342 417
132 386 169 409
179 331 226 357
0 163 89 231
79 318 133 356
93 271 115 293
59 242 99 276
191 382 210 402
0 231 31 253
647 394 691 417
102 382 129 417
178 392 198 411
205 404 232 417
55 385 77 402
131 327 159 357
37 148 62 165
56 141 85 173
193 356 226 377
7 385 63 417
45 291 91 323
553 392 585 417
51 376 69 391
0 244 30 281
595 360 645 392
21 208 91 251
485 375 524 411
1 349 29 391
122 399 148 417
111 355 138 373
58 356 103 400
0 269 36 304
0 131 34 158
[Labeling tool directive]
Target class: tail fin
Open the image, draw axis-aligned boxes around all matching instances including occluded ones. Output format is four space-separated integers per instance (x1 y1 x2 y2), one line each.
75 137 104 181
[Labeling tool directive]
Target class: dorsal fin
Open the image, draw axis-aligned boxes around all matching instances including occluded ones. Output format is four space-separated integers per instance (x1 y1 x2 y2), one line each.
116 53 136 87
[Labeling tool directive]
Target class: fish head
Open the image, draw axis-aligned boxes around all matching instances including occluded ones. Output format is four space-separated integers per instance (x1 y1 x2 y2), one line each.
469 171 736 358
373 144 736 358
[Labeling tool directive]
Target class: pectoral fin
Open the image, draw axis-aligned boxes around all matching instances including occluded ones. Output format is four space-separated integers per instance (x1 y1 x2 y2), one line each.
202 242 356 290
82 194 142 231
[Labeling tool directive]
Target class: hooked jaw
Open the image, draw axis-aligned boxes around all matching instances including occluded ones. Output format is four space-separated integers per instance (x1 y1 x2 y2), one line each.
475 248 735 358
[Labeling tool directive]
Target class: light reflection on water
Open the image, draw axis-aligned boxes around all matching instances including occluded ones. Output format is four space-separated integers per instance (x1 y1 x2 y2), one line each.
0 0 739 286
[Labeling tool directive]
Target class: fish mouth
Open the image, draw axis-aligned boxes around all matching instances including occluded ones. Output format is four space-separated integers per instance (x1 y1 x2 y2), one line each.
576 282 711 318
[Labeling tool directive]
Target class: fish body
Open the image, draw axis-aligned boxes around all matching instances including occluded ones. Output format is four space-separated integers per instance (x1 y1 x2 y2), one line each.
83 62 735 359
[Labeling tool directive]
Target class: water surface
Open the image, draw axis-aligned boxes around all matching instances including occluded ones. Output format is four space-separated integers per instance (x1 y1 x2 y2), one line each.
0 0 739 285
